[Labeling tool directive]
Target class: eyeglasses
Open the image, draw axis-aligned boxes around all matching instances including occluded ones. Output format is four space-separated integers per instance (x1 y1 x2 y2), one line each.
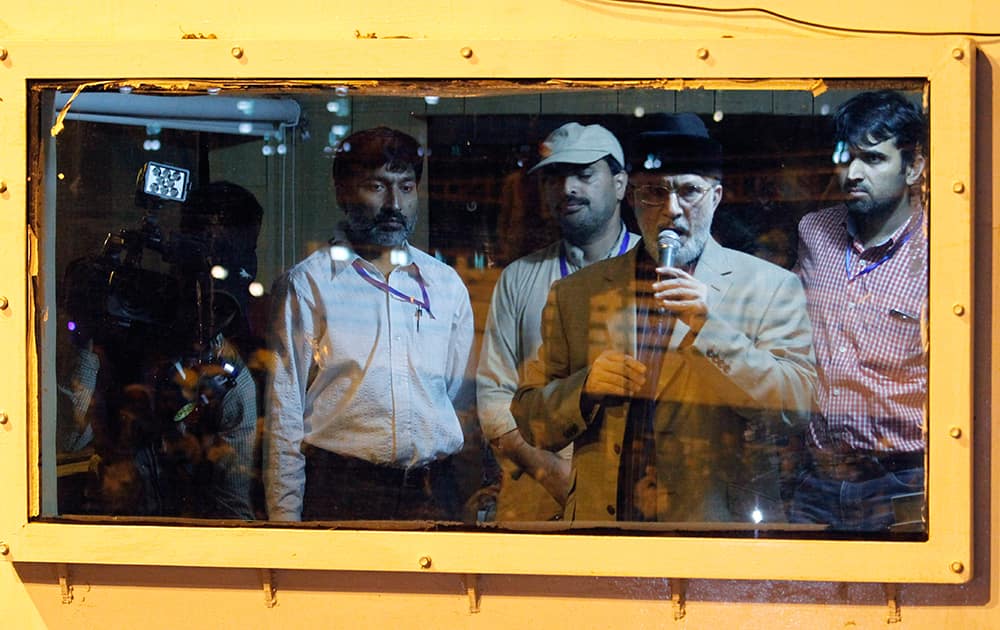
635 182 713 208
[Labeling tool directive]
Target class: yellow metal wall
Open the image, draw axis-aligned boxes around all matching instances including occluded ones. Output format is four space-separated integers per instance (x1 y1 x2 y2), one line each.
2 2 999 627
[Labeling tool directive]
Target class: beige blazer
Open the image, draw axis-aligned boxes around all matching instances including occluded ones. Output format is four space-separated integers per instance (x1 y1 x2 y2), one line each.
513 238 816 524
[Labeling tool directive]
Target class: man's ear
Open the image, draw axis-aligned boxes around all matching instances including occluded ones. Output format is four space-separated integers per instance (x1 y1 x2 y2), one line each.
906 153 926 186
613 171 628 201
334 182 353 208
710 182 724 210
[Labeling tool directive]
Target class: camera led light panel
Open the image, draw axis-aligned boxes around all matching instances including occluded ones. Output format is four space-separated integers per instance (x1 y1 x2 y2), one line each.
142 161 191 202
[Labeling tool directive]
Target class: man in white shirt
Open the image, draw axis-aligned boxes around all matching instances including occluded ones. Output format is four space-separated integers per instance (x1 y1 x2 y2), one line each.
264 127 474 521
477 123 638 521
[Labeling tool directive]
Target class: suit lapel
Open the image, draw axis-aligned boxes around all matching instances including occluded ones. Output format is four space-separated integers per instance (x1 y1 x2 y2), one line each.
656 237 734 397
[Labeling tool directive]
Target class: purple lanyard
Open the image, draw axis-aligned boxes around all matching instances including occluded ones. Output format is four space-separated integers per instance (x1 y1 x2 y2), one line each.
844 229 913 282
352 259 433 318
559 232 631 279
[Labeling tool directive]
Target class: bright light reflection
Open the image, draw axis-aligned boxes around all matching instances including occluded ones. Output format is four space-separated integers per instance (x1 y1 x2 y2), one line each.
751 508 763 524
238 122 253 134
424 95 440 105
713 110 724 122
389 247 410 266
330 245 352 261
248 282 265 297
633 106 645 118
210 265 229 280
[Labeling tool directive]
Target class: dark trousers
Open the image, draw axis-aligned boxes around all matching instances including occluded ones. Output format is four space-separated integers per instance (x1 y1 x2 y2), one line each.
302 445 459 521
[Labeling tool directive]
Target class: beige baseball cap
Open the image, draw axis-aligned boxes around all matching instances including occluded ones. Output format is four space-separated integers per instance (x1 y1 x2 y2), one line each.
528 122 625 174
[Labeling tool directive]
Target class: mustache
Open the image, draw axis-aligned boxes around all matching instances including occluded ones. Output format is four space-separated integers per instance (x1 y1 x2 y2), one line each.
375 209 408 223
659 222 689 236
557 195 589 208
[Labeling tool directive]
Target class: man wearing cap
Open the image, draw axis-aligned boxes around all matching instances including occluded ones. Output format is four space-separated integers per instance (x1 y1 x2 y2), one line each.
477 122 639 521
513 114 815 523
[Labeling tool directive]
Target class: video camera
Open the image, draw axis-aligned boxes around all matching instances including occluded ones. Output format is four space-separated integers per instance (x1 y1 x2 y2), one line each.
64 161 239 353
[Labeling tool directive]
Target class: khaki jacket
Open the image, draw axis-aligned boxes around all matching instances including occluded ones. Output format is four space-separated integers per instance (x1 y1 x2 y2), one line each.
513 238 816 524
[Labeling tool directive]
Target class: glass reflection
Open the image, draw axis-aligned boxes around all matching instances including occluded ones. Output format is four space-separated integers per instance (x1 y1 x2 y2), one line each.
41 82 927 538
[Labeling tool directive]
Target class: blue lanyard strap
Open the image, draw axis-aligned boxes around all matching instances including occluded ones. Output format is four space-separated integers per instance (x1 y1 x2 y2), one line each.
844 229 913 282
559 232 631 279
352 259 433 318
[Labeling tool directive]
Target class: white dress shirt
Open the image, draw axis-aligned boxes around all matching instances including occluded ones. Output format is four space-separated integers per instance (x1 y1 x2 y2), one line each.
264 241 474 521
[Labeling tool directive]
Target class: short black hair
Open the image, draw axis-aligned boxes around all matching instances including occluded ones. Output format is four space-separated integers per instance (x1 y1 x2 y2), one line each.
603 154 624 175
332 126 424 184
181 180 263 235
833 90 927 166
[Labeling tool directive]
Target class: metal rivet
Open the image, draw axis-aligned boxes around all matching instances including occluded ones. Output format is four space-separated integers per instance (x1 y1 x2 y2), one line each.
231 46 244 59
418 556 432 569
0 412 7 425
952 48 965 60
0 296 8 310
949 426 962 439
0 48 7 61
0 542 8 556
459 47 474 59
696 48 710 60
950 561 965 574
953 304 966 316
0 180 7 194
952 181 965 194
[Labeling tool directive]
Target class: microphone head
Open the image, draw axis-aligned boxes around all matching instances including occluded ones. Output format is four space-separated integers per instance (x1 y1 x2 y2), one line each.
657 229 681 268
657 229 681 248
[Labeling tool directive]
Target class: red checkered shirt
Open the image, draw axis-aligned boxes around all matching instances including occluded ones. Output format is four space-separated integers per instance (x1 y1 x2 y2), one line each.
796 204 927 455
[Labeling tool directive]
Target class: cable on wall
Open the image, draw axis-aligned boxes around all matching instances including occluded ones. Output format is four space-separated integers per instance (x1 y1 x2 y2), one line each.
597 0 1000 37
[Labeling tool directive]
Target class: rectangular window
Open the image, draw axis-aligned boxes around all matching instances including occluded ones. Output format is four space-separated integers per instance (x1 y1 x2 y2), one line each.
37 80 926 537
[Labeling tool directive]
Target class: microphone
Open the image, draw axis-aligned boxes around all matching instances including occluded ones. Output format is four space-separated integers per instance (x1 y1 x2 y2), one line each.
657 229 681 269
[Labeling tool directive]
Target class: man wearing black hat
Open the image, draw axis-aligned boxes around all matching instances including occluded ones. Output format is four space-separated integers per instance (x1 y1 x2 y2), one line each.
477 122 639 522
513 114 816 524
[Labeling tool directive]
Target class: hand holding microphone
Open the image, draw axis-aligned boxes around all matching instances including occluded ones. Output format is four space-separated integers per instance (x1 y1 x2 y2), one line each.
653 229 709 333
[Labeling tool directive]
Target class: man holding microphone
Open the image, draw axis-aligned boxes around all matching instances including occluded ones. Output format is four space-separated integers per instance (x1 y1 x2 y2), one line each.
513 114 816 524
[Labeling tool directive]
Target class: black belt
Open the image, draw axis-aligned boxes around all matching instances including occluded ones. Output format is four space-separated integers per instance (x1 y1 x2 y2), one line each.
811 449 924 482
303 444 451 489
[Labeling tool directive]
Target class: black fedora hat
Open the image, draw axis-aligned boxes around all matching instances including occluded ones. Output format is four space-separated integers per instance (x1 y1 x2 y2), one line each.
635 113 723 177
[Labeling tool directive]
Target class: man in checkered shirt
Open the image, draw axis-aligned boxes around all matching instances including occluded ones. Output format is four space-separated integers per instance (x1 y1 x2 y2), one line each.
791 91 928 532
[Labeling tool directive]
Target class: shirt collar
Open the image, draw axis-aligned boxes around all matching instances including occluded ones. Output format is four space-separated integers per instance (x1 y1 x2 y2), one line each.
327 228 421 278
844 203 924 253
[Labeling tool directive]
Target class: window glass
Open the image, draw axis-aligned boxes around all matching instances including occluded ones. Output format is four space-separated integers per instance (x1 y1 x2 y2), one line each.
37 81 928 540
